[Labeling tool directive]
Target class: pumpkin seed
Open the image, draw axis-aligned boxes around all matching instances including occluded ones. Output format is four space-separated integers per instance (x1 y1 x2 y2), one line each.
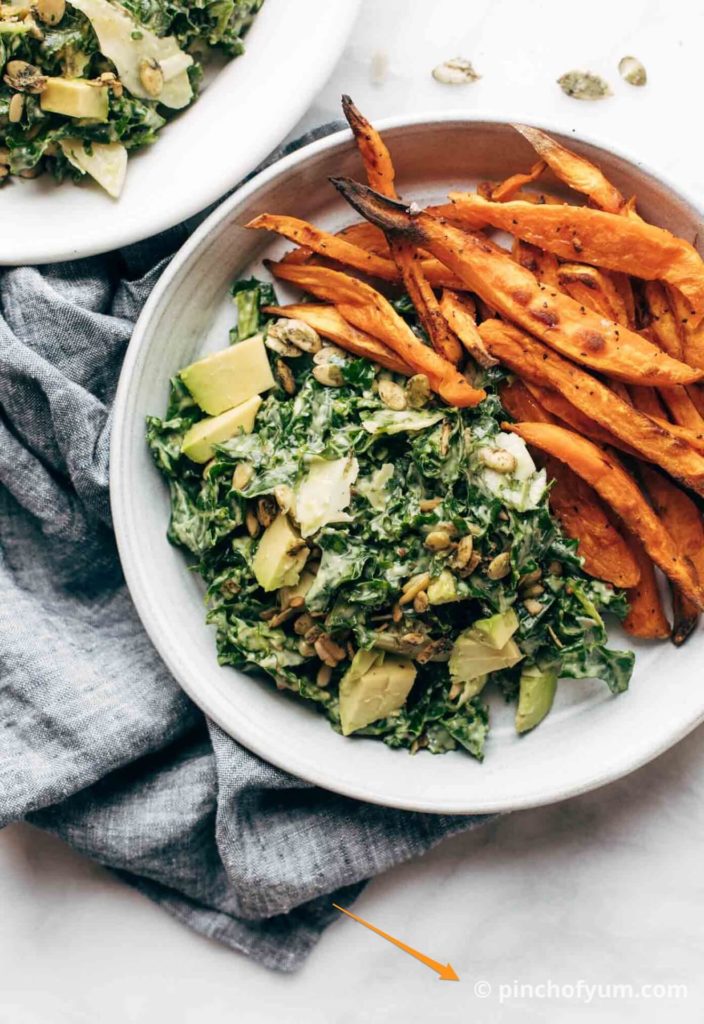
378 379 407 410
486 552 511 580
406 373 431 408
432 57 481 86
8 93 24 123
480 447 517 474
232 462 253 491
138 57 163 98
425 530 451 551
557 70 611 100
618 55 647 87
312 363 344 387
3 60 47 93
35 0 65 24
268 318 321 354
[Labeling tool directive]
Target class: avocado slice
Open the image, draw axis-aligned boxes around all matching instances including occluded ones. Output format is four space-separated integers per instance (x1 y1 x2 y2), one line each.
41 79 109 121
180 334 275 416
469 608 519 650
339 650 417 735
427 569 459 605
181 395 261 464
253 514 308 593
515 663 559 734
449 631 524 686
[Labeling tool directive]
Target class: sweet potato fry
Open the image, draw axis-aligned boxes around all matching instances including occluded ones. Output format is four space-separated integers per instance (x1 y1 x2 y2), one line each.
621 535 671 640
513 124 626 214
644 281 683 359
557 263 628 325
447 193 704 323
477 318 704 494
666 285 704 369
511 239 561 288
505 421 704 609
263 304 414 375
341 94 396 199
491 159 546 202
610 273 637 329
439 289 498 368
390 239 463 364
522 382 637 454
267 261 485 407
247 214 462 289
329 178 701 385
628 385 666 420
500 381 641 588
658 386 704 431
639 463 704 645
647 416 704 454
686 384 704 418
337 221 390 254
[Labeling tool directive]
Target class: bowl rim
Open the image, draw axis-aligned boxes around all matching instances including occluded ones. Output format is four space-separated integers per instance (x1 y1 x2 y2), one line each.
111 111 704 814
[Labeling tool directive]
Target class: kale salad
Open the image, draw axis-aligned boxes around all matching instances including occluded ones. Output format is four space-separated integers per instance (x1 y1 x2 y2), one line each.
0 0 263 195
146 275 635 762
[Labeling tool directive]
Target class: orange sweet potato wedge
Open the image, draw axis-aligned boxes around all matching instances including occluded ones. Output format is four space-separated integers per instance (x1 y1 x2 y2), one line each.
491 159 546 202
267 261 485 407
500 380 640 588
556 263 629 325
390 239 463 364
263 304 414 375
446 193 704 325
621 534 671 640
511 239 561 289
522 382 637 455
644 281 683 360
658 386 704 431
639 464 704 645
328 178 701 385
505 421 704 609
513 125 626 213
247 214 462 290
342 94 397 199
439 290 498 368
477 319 704 494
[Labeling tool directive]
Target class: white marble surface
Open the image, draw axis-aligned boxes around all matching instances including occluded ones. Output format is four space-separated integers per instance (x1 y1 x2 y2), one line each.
4 1 704 1021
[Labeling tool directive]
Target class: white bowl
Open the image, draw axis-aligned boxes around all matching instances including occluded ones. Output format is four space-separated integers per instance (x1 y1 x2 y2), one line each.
112 114 704 814
0 0 360 265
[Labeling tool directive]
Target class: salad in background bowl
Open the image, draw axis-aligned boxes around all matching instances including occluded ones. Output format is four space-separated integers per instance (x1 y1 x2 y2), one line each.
0 0 263 195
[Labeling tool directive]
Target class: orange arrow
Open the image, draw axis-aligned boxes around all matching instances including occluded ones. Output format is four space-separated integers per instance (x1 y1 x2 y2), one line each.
332 904 459 981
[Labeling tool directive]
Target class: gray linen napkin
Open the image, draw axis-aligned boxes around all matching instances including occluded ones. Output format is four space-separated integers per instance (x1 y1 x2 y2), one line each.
0 130 487 971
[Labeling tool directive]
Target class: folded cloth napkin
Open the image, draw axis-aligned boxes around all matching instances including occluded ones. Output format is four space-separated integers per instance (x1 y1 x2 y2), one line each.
0 129 487 972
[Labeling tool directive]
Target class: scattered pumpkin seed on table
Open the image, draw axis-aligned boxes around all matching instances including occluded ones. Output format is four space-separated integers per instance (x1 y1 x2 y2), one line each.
618 55 647 86
557 70 612 100
432 57 481 85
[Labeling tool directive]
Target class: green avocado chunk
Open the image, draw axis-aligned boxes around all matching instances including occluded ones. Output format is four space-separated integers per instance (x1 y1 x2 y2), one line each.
449 631 523 686
40 79 109 121
515 663 559 734
180 334 275 416
469 608 519 650
427 569 459 605
252 514 308 593
181 395 262 463
339 650 417 735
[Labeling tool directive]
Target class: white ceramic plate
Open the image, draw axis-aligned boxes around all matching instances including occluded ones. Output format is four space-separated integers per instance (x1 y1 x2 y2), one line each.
112 114 704 815
0 0 360 266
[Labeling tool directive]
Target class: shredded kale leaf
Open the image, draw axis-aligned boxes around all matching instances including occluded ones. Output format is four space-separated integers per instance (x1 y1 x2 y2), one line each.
146 276 635 761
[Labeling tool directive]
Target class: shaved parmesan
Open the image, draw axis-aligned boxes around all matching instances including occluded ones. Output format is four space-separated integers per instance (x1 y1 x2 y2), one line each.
69 0 194 109
60 139 128 198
